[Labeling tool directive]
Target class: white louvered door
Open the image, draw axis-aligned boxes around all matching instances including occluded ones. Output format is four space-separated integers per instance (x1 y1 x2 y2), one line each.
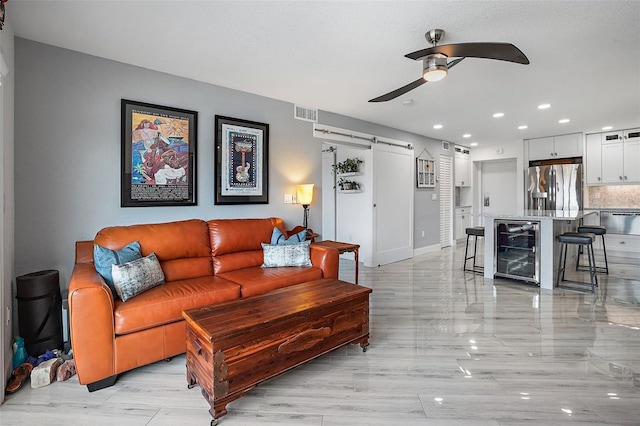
439 155 453 248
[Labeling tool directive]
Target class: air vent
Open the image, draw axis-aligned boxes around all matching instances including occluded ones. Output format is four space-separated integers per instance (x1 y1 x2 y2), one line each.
294 105 318 123
442 141 450 151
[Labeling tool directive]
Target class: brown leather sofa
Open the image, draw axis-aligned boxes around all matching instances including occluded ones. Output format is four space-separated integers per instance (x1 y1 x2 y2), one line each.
68 217 339 391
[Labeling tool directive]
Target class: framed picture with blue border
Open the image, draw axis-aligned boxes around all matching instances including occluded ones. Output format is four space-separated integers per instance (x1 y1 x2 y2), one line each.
121 99 197 207
214 115 269 205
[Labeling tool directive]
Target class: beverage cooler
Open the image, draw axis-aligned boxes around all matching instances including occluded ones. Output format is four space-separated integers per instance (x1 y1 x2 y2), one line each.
494 220 540 284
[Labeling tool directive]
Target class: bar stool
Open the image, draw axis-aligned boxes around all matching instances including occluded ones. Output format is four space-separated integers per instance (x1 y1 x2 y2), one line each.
463 227 484 274
576 225 608 274
556 232 598 293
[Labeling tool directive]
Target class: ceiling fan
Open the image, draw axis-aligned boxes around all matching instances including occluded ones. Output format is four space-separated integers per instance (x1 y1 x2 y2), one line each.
369 29 530 103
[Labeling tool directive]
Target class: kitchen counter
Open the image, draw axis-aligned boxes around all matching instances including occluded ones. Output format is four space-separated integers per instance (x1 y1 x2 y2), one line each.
484 210 595 221
483 210 596 290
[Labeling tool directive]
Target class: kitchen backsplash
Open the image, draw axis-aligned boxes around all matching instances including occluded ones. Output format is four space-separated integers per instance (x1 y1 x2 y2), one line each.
587 185 640 209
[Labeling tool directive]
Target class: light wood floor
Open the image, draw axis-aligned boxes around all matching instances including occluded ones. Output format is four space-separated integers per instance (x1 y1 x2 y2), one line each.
1 244 639 425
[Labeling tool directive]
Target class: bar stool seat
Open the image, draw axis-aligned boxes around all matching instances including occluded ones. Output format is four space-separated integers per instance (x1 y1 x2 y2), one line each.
464 227 484 274
557 232 597 293
576 225 608 274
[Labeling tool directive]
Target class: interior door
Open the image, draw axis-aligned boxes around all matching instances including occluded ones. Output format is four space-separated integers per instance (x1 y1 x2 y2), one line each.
372 143 413 266
439 155 453 248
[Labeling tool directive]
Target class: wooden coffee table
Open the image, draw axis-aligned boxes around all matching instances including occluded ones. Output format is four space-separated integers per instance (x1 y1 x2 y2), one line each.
182 278 372 425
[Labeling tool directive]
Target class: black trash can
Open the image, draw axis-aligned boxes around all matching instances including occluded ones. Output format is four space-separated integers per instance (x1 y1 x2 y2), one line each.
16 270 63 356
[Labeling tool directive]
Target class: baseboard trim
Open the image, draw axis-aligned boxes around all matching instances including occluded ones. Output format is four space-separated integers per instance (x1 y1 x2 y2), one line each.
413 243 441 257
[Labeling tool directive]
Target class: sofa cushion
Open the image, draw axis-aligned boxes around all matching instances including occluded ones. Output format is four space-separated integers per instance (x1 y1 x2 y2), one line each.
113 275 240 335
219 266 323 298
208 218 286 273
262 241 312 267
94 241 142 297
209 218 286 255
270 227 307 245
112 253 165 302
95 219 212 281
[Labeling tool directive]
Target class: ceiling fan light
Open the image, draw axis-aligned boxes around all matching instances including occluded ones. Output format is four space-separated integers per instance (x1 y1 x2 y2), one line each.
423 55 448 82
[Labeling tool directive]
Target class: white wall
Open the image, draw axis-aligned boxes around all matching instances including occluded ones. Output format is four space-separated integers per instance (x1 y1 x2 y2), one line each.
470 141 526 220
1 22 15 401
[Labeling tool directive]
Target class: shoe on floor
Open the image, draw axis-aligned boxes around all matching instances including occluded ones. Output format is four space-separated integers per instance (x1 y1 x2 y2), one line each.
5 363 33 394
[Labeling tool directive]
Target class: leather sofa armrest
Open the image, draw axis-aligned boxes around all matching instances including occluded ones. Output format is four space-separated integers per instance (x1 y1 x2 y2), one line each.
68 263 116 385
309 245 339 279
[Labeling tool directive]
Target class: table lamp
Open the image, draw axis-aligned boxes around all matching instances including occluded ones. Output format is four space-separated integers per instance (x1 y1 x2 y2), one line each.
296 184 314 232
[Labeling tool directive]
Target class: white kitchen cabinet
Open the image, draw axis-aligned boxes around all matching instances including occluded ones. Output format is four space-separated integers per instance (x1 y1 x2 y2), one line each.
601 142 624 183
585 133 602 184
605 234 640 258
602 142 640 183
587 127 640 185
455 207 472 241
527 133 582 161
454 146 471 187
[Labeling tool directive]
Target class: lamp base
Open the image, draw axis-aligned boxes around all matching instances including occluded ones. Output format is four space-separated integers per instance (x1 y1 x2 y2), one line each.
302 204 310 230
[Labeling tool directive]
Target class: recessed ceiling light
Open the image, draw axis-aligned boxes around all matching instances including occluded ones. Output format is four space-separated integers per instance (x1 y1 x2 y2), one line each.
470 142 478 147
602 126 613 130
518 125 528 130
463 134 471 138
433 124 443 129
559 119 570 124
538 104 551 109
493 112 504 118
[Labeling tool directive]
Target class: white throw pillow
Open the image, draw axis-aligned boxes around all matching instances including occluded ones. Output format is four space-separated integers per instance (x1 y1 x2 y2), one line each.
111 253 165 301
261 240 312 268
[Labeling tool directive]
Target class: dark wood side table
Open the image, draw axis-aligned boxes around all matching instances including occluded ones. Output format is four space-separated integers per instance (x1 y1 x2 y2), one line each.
287 226 319 242
312 240 360 284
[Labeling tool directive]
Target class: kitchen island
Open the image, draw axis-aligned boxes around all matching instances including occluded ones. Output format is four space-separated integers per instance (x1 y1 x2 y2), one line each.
483 210 596 290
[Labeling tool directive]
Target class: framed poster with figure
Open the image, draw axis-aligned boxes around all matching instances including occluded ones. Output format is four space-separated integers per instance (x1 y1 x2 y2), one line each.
214 115 269 205
121 99 197 207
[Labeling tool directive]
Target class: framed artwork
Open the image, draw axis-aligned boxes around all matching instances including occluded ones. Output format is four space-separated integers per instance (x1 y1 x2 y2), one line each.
214 115 269 205
121 99 197 207
416 157 436 188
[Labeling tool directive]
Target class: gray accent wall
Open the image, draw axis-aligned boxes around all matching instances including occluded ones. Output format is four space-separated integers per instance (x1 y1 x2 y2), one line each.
15 38 445 288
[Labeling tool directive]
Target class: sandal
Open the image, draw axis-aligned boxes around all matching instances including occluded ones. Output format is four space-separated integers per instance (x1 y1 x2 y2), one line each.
5 362 33 394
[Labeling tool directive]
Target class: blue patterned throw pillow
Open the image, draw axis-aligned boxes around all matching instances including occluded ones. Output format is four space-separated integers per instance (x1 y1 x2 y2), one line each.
111 253 165 302
270 227 307 245
94 241 142 298
261 240 312 268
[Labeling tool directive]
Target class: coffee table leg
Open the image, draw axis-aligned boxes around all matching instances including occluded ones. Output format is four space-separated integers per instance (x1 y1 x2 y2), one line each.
354 248 359 284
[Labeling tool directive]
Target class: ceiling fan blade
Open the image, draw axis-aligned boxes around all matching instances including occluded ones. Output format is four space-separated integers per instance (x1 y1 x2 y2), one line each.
447 57 465 69
368 78 426 103
405 42 530 64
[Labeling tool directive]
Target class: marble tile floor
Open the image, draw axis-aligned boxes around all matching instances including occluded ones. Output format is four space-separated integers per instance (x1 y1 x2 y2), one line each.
2 244 640 425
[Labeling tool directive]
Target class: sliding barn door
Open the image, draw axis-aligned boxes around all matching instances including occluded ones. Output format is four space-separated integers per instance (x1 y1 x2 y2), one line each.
372 143 414 266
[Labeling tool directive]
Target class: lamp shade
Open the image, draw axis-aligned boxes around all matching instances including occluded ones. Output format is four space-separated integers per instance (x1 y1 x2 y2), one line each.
296 184 314 205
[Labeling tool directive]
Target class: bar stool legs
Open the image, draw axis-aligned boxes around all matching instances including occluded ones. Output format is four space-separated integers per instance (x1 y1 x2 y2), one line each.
557 232 598 293
464 227 484 274
575 225 609 274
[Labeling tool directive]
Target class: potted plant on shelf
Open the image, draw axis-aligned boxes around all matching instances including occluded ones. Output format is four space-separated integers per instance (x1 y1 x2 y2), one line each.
332 158 363 175
337 178 361 191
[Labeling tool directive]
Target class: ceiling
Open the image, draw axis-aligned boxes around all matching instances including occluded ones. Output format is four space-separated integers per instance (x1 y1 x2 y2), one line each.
8 1 640 147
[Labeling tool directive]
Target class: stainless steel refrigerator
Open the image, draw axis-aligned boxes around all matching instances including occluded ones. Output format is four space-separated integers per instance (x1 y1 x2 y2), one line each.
526 164 582 211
